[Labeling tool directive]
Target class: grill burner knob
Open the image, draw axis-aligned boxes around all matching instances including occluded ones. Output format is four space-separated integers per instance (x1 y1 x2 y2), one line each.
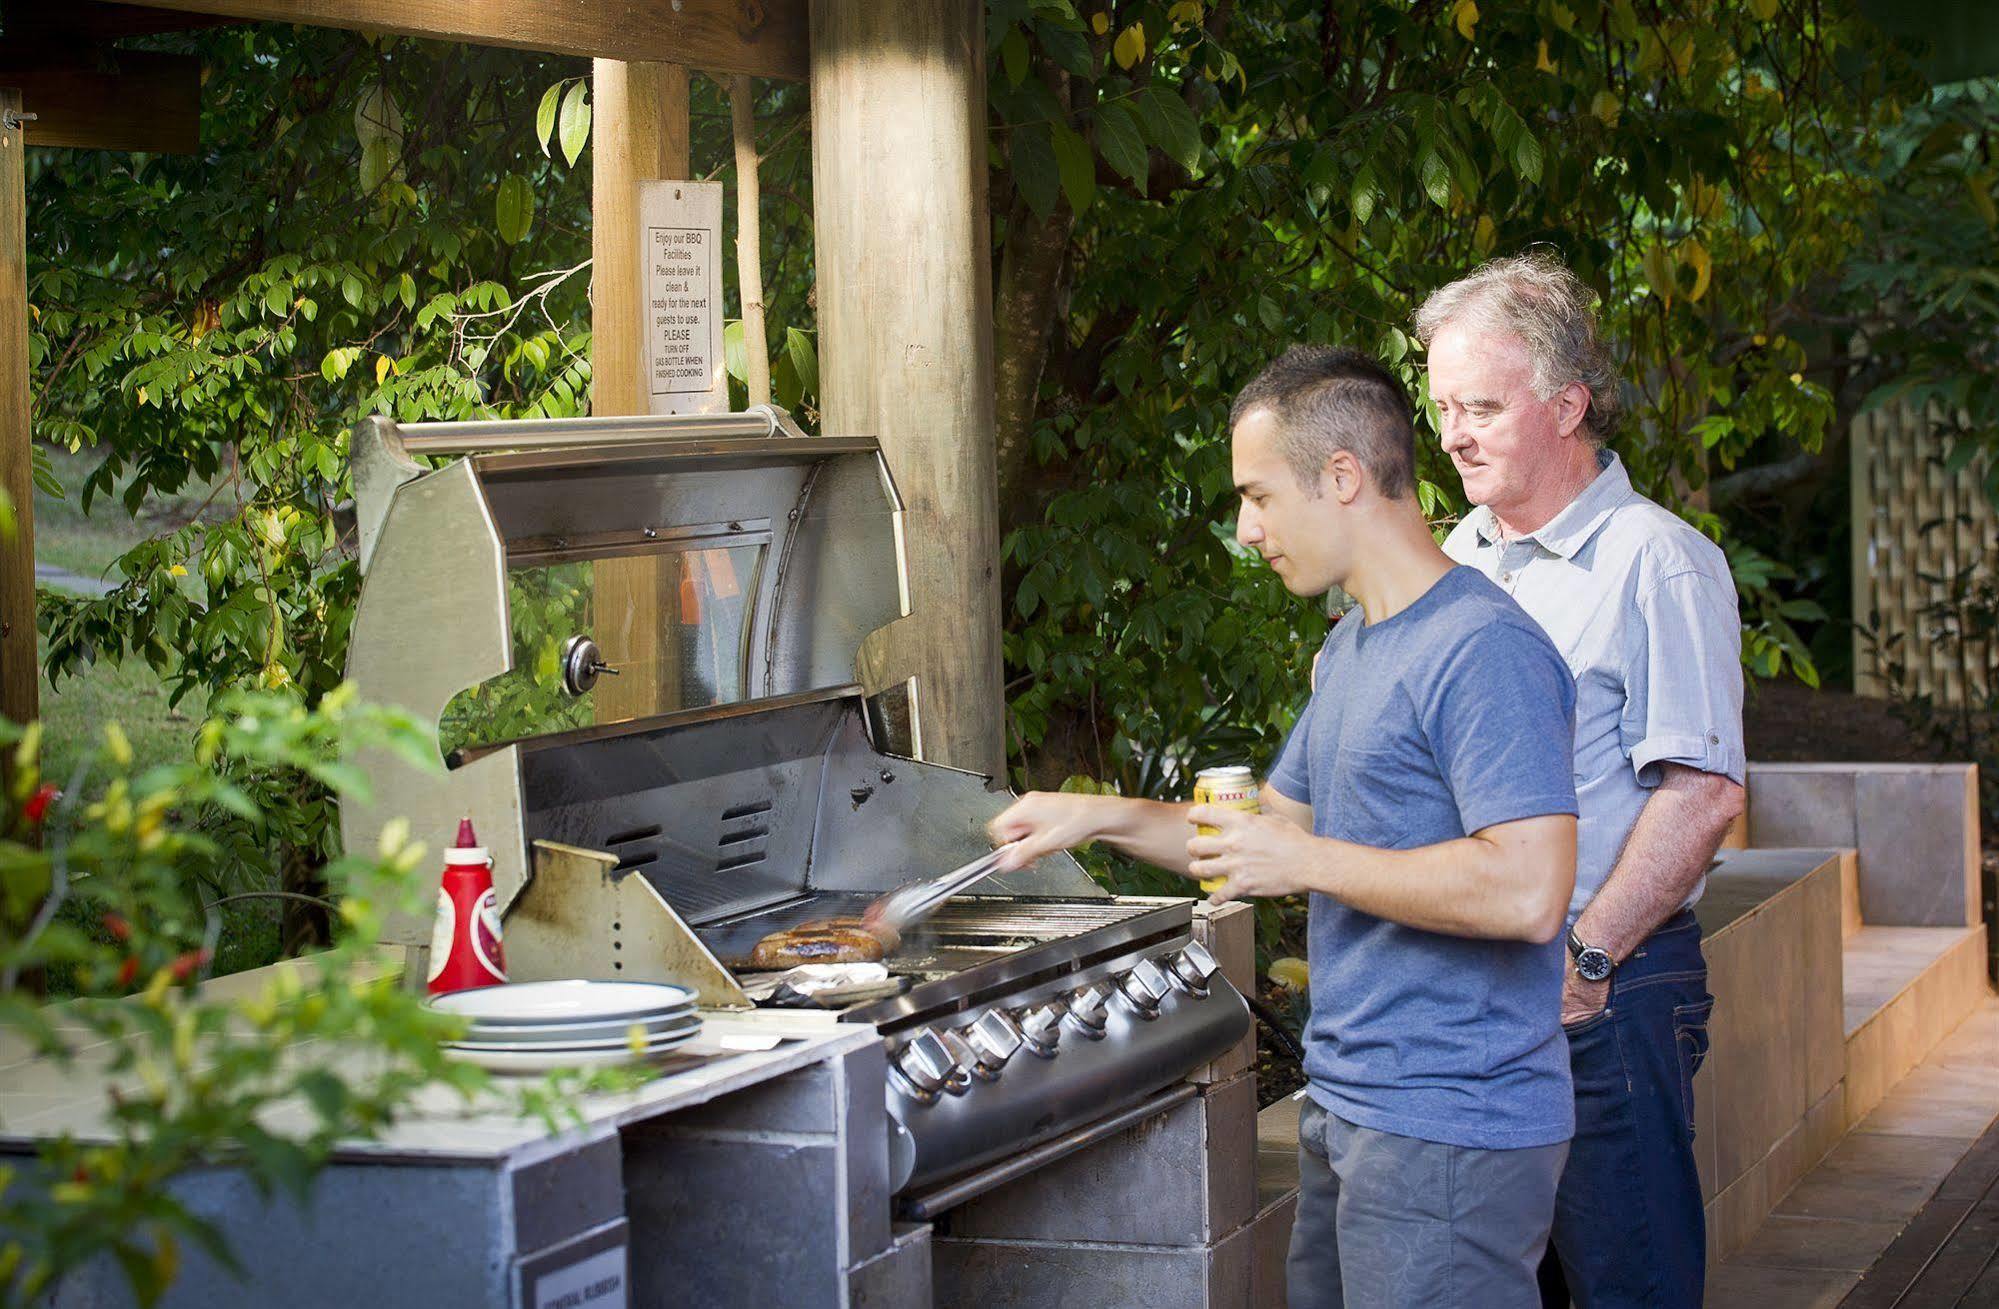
559 634 619 696
965 1011 1023 1074
1116 958 1172 1016
1064 983 1112 1037
1169 940 1221 996
1016 1003 1063 1058
893 1030 957 1101
933 1029 978 1092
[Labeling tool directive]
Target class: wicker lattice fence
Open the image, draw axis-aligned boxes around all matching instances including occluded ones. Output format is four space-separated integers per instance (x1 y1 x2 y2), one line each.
1851 399 1999 705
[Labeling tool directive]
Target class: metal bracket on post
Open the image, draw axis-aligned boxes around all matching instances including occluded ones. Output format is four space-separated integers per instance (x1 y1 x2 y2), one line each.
2 112 37 133
502 840 751 1008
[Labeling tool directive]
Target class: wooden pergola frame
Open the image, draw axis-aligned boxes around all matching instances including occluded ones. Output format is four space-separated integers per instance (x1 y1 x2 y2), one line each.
0 0 1004 778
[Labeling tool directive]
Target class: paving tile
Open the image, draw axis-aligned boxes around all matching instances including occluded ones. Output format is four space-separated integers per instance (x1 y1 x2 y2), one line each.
1856 1088 1999 1140
1703 1260 1859 1309
1771 1132 1966 1222
1726 1215 1903 1272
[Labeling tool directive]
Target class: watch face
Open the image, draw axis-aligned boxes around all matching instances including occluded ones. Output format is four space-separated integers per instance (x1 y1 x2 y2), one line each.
1577 948 1614 983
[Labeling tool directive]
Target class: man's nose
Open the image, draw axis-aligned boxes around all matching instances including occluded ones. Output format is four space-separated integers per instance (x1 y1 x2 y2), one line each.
1237 506 1263 547
1439 409 1470 452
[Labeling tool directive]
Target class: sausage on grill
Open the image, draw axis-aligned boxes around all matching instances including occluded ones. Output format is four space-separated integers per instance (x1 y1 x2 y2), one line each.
747 917 893 970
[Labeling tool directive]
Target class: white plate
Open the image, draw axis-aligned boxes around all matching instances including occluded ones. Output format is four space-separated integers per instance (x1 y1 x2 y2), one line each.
460 1010 699 1046
427 980 696 1026
447 1024 702 1055
445 1031 703 1071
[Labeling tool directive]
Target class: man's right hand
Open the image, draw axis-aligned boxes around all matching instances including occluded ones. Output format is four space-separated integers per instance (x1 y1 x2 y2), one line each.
987 792 1109 872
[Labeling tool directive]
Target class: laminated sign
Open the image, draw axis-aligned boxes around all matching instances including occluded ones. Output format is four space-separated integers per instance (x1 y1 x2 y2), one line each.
639 179 726 415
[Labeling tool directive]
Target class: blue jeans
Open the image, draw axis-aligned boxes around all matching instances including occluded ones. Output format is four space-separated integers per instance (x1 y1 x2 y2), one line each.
1538 910 1713 1308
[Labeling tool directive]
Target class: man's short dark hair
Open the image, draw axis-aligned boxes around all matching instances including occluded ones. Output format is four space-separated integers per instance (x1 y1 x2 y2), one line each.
1229 346 1416 499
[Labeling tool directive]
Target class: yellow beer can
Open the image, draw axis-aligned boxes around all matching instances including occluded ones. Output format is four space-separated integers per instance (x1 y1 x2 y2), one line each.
1192 765 1259 893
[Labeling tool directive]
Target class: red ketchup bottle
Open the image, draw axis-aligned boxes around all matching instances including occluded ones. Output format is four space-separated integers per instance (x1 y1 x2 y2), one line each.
427 817 508 995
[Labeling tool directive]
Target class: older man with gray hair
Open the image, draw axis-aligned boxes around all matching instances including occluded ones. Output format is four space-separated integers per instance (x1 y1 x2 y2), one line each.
1416 252 1746 1308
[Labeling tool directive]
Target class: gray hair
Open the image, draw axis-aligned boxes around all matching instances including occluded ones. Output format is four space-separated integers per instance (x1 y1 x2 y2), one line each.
1412 251 1623 443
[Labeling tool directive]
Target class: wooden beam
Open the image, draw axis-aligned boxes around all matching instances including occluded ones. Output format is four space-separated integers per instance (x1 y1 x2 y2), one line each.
809 0 1003 778
114 0 807 81
0 53 200 154
0 90 36 731
590 61 690 724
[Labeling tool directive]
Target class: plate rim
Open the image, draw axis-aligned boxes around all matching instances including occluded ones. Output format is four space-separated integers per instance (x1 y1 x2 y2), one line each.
426 979 697 1024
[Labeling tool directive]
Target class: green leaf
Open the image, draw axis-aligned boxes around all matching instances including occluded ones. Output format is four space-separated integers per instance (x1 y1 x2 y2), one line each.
535 81 563 155
1050 120 1096 215
1139 86 1202 172
723 318 747 383
1040 27 1095 79
785 327 818 400
558 80 591 168
1095 100 1149 192
1001 27 1031 86
1010 122 1060 220
1418 152 1451 208
358 138 397 194
496 173 535 245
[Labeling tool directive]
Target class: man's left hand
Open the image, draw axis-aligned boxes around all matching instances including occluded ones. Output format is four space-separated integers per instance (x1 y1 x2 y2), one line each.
1560 959 1611 1027
1186 804 1318 903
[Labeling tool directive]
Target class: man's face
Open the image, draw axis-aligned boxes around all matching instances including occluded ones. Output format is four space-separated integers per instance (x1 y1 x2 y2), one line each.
1426 323 1578 514
1232 409 1344 596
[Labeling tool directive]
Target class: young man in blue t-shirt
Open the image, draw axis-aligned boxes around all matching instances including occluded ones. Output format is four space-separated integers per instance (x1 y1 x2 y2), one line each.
990 346 1580 1307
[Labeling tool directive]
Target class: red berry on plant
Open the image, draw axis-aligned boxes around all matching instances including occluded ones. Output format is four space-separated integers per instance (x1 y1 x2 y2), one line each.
102 912 132 942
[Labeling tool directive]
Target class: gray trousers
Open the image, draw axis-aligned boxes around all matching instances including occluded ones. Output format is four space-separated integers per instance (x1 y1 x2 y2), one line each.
1286 1097 1568 1309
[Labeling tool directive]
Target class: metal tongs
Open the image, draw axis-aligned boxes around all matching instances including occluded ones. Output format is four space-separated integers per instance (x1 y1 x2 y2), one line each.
862 842 1023 937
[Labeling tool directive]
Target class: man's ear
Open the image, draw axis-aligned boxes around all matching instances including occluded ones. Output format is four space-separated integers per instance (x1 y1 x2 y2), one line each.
1556 382 1592 440
1326 450 1364 504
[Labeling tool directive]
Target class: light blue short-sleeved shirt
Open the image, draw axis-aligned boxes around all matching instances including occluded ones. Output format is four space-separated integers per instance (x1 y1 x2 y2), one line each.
1442 450 1746 923
1270 566 1578 1150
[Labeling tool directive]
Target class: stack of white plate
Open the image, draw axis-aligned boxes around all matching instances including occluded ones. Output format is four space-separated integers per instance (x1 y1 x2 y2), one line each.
428 980 701 1073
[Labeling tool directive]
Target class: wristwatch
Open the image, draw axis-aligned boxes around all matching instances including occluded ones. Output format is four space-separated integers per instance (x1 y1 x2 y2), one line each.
1567 928 1614 983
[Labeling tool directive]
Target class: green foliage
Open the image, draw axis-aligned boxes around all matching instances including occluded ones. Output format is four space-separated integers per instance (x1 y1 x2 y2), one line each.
986 0 1909 814
0 688 640 1305
0 689 460 1305
1844 79 1999 497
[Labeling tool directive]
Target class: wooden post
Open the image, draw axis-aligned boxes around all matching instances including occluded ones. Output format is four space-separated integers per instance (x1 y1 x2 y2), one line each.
809 1 1004 779
0 89 35 732
728 75 769 408
591 60 690 417
590 62 690 724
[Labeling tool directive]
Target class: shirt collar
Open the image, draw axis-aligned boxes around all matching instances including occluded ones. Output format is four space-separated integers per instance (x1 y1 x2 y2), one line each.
1468 449 1632 560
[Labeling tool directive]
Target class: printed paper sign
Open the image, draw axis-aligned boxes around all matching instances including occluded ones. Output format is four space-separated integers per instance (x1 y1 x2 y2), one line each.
638 179 726 415
531 1244 627 1309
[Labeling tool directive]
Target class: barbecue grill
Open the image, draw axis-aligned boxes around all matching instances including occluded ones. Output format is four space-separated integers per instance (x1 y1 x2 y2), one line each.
340 407 1250 1195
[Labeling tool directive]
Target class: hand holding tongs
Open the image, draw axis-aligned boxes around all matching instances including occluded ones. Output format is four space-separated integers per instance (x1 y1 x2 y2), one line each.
862 842 1023 937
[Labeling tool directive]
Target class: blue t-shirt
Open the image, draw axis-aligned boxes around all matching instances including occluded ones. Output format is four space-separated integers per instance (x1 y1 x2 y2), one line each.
1269 566 1579 1150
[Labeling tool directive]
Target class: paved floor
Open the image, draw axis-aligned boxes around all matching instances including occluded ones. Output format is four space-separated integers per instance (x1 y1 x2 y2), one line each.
1707 999 1999 1308
1840 1113 1999 1307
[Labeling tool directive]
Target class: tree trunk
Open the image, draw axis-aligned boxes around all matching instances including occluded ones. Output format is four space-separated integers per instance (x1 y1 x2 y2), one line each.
993 203 1075 526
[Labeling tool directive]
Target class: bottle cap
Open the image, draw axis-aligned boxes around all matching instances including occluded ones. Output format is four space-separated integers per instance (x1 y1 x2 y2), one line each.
454 817 479 848
445 846 491 866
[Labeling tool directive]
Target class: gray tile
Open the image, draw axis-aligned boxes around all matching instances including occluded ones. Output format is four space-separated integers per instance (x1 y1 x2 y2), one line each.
1704 1261 1859 1309
1728 1215 1903 1272
1747 767 1857 850
1854 767 1977 928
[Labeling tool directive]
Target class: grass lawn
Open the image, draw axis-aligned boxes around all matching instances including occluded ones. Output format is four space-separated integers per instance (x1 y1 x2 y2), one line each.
31 444 228 587
31 442 282 980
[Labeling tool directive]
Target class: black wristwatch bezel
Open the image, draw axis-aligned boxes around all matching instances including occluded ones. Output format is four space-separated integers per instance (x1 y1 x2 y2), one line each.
1567 928 1614 983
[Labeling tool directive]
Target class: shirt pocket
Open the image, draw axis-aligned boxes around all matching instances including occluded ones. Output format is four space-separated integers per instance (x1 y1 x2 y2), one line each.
1327 742 1407 848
